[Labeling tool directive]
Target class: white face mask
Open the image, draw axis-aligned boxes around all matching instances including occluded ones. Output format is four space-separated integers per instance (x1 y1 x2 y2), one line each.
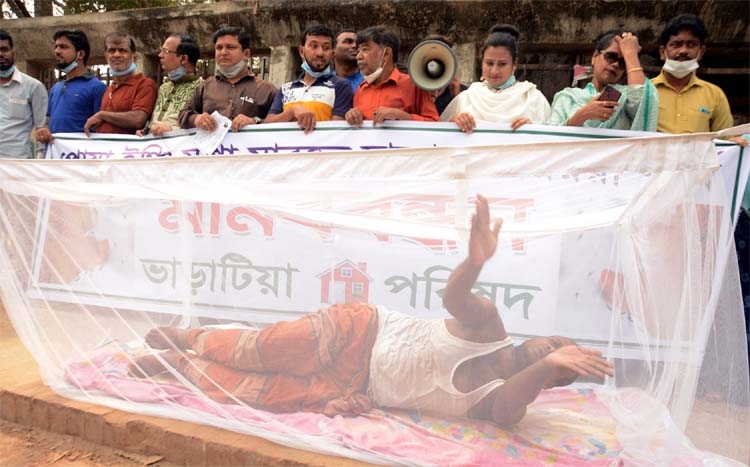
363 50 386 84
216 58 247 79
662 58 699 79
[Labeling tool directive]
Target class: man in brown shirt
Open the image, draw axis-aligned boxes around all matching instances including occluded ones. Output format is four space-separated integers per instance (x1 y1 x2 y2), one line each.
84 32 157 135
178 27 277 133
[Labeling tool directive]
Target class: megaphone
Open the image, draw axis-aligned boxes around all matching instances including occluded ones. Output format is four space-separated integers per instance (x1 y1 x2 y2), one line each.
407 40 457 92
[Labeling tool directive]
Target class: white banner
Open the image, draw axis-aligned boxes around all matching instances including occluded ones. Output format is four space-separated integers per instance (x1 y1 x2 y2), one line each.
30 123 748 357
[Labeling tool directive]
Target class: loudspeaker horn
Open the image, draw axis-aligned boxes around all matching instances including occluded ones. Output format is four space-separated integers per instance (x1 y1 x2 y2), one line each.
407 40 457 92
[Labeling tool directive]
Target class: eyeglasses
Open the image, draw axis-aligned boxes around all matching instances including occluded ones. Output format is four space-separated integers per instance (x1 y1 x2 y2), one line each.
600 51 625 68
159 48 179 55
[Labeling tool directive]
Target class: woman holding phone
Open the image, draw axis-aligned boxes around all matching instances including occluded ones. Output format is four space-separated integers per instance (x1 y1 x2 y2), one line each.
547 29 658 131
441 24 550 133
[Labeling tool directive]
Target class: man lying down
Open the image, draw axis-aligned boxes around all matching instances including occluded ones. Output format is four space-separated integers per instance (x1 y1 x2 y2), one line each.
129 195 613 425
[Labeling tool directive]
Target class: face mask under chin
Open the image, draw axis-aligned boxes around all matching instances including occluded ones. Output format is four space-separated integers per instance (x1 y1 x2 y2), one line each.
662 58 699 79
216 59 247 79
364 50 387 84
57 60 78 74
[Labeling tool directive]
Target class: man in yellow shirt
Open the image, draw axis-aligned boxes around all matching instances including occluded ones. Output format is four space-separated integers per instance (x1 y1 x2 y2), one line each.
651 14 734 134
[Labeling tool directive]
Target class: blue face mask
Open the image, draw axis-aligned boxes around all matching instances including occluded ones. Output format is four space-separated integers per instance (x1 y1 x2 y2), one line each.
167 65 187 81
301 59 331 79
57 60 78 74
0 66 15 79
484 75 516 90
109 61 136 77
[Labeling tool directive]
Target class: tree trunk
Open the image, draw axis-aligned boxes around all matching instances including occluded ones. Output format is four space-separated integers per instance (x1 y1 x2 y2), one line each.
35 0 53 16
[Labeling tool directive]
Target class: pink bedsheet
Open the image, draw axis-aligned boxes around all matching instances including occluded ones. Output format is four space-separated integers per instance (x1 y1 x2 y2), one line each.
65 343 623 467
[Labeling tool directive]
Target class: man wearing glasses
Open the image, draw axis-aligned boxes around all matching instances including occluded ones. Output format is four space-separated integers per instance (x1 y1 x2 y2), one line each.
35 30 105 149
547 29 658 131
139 34 201 137
83 32 157 135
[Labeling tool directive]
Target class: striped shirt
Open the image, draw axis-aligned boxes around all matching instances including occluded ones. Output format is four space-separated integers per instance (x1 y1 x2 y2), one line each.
268 73 353 121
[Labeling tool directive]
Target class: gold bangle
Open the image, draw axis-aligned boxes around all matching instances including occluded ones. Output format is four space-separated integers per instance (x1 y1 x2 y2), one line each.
626 67 643 74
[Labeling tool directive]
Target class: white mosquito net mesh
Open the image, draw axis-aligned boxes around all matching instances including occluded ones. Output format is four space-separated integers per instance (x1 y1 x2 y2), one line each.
0 123 747 466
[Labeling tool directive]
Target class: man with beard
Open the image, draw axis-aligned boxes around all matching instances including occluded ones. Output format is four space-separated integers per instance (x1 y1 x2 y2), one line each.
83 32 157 135
179 27 277 133
265 25 353 133
139 34 201 137
333 28 364 91
35 30 106 147
0 29 47 159
345 26 439 127
651 14 734 134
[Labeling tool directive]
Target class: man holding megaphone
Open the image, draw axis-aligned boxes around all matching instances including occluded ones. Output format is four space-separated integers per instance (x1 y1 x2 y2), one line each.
345 26 439 127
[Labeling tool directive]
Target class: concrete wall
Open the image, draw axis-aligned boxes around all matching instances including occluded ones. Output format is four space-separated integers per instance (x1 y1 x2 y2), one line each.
1 0 748 117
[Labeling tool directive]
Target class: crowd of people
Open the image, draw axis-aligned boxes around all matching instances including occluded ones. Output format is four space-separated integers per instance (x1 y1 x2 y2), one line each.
0 13 747 417
0 13 742 151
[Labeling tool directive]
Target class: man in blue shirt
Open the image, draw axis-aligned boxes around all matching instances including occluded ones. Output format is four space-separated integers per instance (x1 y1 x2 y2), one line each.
333 29 364 91
35 30 106 145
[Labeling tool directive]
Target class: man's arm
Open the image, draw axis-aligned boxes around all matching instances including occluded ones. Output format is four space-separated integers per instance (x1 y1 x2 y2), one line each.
87 109 150 131
442 195 503 326
487 345 613 425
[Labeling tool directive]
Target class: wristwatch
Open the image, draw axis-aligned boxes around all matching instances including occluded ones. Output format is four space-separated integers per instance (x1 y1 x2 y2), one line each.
253 116 262 124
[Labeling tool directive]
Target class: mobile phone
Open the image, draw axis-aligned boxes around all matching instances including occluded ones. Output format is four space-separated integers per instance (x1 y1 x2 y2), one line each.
597 85 622 102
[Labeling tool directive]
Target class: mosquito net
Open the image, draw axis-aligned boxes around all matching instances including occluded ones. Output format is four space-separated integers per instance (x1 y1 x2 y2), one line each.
0 123 747 466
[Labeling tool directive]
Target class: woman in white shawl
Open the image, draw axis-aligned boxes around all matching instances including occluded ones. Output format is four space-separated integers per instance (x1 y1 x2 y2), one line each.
441 25 550 133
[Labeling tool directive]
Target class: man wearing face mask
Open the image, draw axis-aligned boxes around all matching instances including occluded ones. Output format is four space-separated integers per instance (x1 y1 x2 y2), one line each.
36 30 105 148
651 14 734 133
345 26 439 127
179 27 277 133
0 29 47 159
139 34 202 137
83 32 157 135
265 25 353 133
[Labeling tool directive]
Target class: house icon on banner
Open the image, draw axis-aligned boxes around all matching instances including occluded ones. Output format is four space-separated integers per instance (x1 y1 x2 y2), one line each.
317 260 372 304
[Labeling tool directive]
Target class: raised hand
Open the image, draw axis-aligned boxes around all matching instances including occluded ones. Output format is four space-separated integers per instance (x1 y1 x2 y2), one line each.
469 195 503 267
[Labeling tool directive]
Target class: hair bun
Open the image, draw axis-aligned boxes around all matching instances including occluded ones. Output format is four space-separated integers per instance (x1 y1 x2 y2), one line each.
488 24 520 40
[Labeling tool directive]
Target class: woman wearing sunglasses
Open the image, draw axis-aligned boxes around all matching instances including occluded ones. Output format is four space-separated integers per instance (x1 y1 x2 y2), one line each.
547 29 658 131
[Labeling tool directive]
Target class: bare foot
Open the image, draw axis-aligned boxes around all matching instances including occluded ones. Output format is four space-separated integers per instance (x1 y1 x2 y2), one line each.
144 326 190 350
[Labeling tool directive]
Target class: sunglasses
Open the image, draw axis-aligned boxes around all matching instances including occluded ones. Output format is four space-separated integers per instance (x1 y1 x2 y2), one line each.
600 51 625 68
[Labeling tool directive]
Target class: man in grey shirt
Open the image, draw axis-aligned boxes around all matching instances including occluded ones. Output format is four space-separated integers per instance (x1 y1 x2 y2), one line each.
0 29 47 158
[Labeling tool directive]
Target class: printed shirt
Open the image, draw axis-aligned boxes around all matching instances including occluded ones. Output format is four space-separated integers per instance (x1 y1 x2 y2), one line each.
151 75 202 131
47 71 106 133
651 71 734 133
268 72 353 121
178 72 277 128
0 69 47 158
97 73 158 134
353 68 439 121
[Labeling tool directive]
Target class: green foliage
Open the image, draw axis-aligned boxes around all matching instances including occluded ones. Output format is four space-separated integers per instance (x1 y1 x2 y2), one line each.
63 0 188 14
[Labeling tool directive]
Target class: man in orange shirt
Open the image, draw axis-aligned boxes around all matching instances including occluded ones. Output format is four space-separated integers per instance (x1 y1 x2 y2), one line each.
84 32 157 135
345 26 438 126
